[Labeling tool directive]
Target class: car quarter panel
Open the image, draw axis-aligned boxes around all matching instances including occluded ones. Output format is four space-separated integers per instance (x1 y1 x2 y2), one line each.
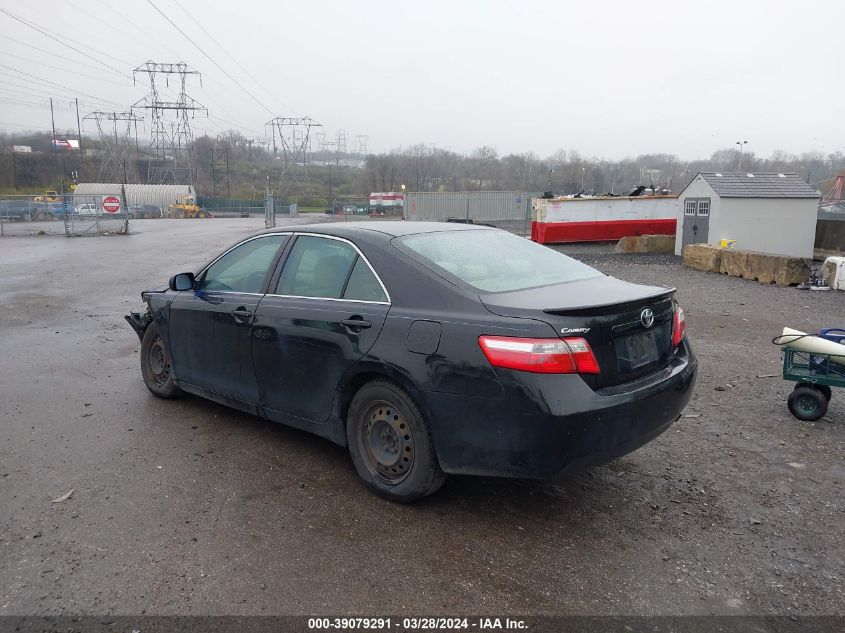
340 230 556 397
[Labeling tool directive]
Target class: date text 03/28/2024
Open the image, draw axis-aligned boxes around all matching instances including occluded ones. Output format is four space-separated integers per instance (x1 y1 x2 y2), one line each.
307 617 527 630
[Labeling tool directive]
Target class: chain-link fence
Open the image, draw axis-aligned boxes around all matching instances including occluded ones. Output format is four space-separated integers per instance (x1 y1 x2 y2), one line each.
196 196 266 218
0 188 129 237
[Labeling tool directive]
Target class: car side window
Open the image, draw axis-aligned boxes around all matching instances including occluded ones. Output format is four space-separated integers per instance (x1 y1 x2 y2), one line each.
343 256 388 302
275 235 387 301
200 235 287 294
275 236 359 299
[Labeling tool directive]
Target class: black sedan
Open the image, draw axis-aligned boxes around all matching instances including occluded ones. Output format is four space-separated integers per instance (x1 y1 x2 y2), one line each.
126 222 697 502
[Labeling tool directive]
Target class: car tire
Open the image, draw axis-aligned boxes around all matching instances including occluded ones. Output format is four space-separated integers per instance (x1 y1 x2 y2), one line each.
788 386 828 421
796 381 832 402
140 322 182 399
347 379 445 503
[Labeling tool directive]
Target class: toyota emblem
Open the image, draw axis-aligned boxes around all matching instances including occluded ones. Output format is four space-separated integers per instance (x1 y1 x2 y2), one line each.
640 308 655 328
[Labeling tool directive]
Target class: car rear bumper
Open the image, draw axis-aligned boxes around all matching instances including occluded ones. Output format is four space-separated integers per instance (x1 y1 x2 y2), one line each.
421 339 697 478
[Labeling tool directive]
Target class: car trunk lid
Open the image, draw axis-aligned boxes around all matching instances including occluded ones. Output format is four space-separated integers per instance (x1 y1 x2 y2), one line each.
480 276 675 388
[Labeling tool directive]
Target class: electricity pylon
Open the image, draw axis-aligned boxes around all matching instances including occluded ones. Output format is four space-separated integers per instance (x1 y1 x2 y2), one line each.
83 111 143 183
265 116 322 200
132 61 207 185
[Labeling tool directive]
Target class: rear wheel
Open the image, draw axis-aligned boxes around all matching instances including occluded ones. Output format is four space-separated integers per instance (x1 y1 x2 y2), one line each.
788 386 827 421
347 380 445 503
796 381 832 402
140 322 182 398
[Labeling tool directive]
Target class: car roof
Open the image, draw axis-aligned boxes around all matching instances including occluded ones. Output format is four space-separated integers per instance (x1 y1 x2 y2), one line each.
255 220 497 239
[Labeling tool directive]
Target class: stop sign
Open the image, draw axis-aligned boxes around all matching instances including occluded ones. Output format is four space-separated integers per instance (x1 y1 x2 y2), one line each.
102 196 121 214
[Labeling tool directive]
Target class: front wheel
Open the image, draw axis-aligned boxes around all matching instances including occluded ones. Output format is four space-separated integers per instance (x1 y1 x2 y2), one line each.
140 322 182 398
347 380 445 503
788 386 828 421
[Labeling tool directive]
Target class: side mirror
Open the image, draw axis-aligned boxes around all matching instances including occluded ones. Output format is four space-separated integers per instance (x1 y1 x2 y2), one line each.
169 272 196 291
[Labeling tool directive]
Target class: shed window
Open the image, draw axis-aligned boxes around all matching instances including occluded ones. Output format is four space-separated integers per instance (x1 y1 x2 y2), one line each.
684 200 697 216
697 200 710 216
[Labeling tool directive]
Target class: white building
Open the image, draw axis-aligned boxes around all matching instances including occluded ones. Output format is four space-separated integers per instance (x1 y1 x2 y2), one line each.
674 172 820 258
73 183 195 210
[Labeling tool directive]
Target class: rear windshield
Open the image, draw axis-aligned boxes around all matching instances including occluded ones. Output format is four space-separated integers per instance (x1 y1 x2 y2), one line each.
398 229 602 292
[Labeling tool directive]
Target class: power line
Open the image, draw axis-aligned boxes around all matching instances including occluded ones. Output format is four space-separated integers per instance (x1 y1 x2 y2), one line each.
0 65 125 108
0 10 188 112
1 6 271 144
0 33 127 77
0 8 133 80
0 81 84 100
0 97 54 109
144 0 275 116
92 0 189 62
0 49 133 86
170 0 295 114
2 7 261 137
0 79 121 112
0 121 56 131
207 115 264 137
0 8 132 67
92 0 252 128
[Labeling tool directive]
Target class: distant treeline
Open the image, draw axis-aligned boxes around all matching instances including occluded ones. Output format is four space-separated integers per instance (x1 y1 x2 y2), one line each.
1 130 841 202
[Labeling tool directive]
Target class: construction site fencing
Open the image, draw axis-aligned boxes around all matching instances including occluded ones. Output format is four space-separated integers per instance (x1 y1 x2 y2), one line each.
197 196 266 218
0 188 129 237
403 191 541 236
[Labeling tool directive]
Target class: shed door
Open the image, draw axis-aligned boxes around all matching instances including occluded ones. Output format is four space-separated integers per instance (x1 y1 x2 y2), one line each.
682 198 710 247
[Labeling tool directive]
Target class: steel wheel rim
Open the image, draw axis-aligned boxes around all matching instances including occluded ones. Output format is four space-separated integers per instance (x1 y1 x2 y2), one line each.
359 400 415 485
797 395 818 414
148 335 171 387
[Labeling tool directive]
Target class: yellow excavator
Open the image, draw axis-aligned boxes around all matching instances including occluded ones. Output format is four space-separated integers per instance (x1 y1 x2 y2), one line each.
167 194 212 219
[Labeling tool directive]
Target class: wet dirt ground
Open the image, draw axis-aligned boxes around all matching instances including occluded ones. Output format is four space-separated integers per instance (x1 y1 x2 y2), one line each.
0 220 842 616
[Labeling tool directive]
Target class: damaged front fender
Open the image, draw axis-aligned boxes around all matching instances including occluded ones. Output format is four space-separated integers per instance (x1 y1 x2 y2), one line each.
124 310 152 342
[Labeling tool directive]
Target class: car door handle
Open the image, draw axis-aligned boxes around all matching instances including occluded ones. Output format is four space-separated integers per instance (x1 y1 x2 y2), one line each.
231 307 253 324
341 317 372 331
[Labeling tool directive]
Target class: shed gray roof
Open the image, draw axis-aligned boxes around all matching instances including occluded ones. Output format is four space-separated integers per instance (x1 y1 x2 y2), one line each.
698 172 819 199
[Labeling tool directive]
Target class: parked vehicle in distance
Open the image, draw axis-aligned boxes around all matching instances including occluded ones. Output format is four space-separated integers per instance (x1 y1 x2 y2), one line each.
0 199 38 221
76 203 99 216
125 222 697 502
129 204 163 219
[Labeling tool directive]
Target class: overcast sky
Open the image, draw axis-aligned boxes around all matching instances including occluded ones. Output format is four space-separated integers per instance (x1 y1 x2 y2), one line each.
0 0 842 160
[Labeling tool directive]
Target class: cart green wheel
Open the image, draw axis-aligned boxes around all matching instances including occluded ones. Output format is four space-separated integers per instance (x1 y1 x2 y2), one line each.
788 386 828 421
796 382 832 402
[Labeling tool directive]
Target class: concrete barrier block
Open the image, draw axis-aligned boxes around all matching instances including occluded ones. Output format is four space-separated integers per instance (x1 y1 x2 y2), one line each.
615 234 676 254
683 243 722 272
743 253 808 285
719 249 750 277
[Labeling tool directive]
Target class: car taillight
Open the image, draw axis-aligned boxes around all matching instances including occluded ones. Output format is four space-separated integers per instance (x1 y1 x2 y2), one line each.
672 302 686 347
478 336 600 374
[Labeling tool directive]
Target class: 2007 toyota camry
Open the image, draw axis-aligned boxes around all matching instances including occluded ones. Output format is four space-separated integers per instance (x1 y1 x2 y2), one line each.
126 222 697 502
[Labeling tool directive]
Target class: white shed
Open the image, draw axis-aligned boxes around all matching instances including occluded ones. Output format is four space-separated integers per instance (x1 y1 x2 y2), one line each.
674 172 820 258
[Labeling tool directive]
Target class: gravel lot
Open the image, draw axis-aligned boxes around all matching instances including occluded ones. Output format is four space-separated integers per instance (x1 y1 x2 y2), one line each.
0 219 842 616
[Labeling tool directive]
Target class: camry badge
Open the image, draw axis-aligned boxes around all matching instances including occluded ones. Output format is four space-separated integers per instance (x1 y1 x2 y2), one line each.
640 308 655 328
561 327 590 334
